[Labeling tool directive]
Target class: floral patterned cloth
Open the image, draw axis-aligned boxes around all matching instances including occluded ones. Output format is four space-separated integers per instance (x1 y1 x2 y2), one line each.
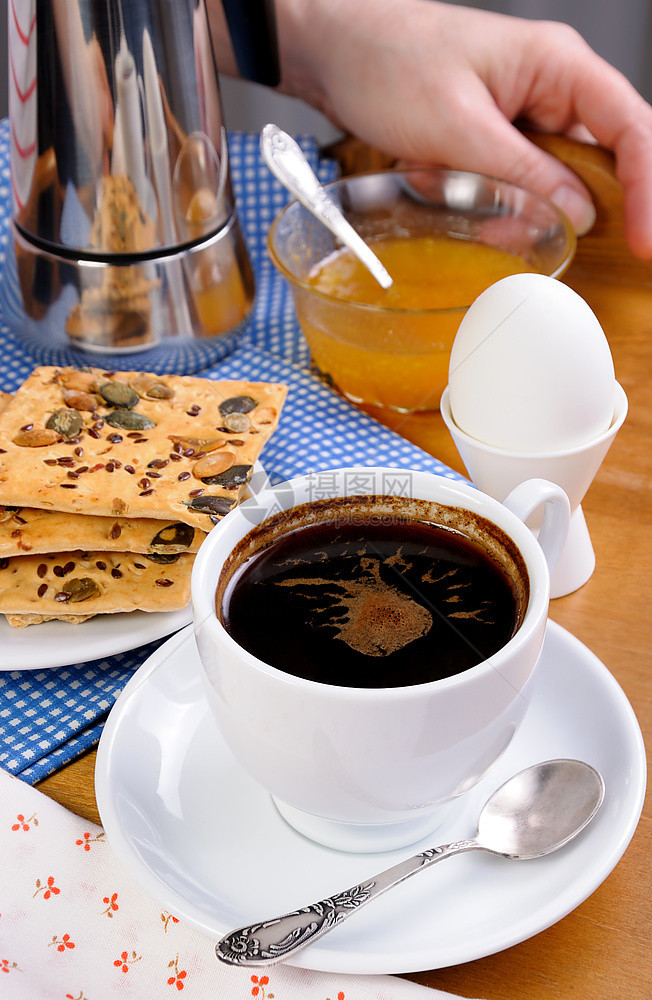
0 768 482 1000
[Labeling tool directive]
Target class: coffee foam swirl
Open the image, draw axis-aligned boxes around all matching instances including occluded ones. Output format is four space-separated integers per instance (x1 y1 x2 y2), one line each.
276 556 433 657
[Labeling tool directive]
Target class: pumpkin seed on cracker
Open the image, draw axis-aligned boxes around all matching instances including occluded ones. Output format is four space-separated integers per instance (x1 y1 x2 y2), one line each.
218 395 257 416
222 412 251 433
105 409 156 431
150 522 195 551
200 463 253 488
183 495 237 517
100 380 140 409
46 408 83 437
56 577 102 603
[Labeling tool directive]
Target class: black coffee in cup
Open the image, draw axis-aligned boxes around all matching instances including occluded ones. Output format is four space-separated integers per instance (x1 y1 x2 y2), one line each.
216 496 529 688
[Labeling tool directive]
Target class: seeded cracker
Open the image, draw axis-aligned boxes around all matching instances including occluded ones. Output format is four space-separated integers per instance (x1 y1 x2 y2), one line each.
0 368 287 530
0 506 205 558
0 550 194 624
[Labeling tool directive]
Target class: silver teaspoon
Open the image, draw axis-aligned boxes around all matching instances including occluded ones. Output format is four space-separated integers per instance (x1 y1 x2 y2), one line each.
260 123 393 289
216 758 604 967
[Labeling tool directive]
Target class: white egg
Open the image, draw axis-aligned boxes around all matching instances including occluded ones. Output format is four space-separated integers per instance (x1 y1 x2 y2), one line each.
447 273 616 453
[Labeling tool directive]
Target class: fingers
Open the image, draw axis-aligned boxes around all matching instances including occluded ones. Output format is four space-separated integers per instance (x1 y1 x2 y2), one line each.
567 59 652 257
433 48 652 256
501 23 652 257
285 0 652 257
424 12 652 257
429 83 597 236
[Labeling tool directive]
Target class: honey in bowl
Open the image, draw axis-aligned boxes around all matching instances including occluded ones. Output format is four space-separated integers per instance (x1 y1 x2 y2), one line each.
268 169 575 414
307 235 532 310
299 234 534 412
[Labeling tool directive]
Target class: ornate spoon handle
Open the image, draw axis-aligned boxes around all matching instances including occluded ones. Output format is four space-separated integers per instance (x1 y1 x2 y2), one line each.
260 124 393 290
215 839 478 966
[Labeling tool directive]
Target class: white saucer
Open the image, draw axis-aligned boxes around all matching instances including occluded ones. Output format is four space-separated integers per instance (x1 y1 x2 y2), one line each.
95 621 646 975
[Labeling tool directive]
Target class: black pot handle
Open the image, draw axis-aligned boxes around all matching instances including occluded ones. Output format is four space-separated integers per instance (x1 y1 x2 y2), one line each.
220 0 280 86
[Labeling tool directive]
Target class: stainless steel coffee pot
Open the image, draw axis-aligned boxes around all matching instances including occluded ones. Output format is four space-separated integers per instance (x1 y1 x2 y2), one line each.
9 0 278 357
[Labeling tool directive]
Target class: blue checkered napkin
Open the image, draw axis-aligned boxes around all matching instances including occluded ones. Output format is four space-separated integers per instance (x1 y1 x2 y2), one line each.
0 643 161 784
0 120 464 783
0 125 334 379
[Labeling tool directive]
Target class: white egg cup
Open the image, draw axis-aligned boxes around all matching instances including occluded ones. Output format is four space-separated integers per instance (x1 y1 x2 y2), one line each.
440 383 628 598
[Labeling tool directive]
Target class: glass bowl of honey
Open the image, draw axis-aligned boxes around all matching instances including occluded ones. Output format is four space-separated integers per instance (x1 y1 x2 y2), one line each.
267 168 576 413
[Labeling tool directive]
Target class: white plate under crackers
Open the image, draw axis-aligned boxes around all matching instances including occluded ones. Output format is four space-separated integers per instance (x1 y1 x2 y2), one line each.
0 604 193 671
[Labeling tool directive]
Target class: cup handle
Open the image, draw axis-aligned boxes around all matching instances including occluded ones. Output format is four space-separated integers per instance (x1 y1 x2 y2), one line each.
502 479 571 573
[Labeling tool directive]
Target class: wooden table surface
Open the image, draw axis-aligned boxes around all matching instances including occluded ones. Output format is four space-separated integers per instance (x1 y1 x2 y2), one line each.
38 136 651 999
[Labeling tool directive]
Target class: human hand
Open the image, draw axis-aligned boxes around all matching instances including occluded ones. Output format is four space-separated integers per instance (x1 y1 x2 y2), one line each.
277 0 652 258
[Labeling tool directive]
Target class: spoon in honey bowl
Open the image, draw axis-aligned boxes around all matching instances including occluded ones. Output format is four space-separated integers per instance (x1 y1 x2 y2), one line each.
260 124 393 289
215 758 604 966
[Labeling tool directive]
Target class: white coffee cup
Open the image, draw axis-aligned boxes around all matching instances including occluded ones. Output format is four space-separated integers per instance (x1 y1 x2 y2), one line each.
192 467 569 853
